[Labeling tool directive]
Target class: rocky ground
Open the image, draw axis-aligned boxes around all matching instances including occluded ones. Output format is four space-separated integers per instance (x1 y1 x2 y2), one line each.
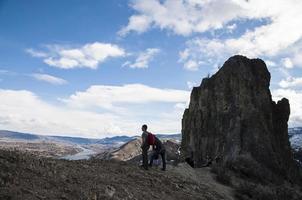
0 149 235 200
0 139 82 158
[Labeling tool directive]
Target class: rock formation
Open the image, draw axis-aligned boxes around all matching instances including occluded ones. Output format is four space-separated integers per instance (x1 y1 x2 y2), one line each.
181 55 300 183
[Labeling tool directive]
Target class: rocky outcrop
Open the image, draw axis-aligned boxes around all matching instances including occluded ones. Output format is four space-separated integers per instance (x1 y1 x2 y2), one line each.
181 55 300 183
104 138 143 161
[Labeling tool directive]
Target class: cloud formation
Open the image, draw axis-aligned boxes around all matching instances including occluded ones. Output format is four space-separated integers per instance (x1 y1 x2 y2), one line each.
279 77 302 89
62 83 189 110
27 42 125 69
121 0 302 71
119 0 245 36
0 84 190 137
31 73 68 85
122 48 160 69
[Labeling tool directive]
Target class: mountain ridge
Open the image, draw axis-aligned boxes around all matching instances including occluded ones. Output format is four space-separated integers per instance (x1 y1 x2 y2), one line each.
0 130 181 145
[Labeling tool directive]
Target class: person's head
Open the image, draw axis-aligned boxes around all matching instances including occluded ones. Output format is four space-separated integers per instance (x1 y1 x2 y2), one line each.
142 124 148 131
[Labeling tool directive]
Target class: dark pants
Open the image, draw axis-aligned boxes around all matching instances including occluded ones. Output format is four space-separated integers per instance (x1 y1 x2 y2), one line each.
142 145 150 169
149 149 166 170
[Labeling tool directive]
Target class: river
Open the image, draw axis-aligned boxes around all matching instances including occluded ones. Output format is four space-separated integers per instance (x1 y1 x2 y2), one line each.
61 146 97 160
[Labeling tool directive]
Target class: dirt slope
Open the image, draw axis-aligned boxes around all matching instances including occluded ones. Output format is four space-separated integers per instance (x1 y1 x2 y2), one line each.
0 149 235 200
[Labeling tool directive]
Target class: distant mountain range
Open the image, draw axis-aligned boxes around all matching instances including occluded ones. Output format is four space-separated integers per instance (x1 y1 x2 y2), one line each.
1 128 301 150
1 129 302 163
287 127 302 165
0 130 40 140
288 127 302 137
288 127 302 150
0 130 181 146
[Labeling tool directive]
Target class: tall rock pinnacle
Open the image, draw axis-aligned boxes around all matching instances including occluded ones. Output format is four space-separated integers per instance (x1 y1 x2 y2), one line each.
181 55 300 183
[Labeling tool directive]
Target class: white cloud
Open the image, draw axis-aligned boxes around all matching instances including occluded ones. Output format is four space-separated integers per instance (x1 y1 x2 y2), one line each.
179 38 228 70
26 48 48 58
122 0 302 39
151 1 299 45
0 85 190 137
291 48 302 67
265 60 277 68
174 102 187 110
279 77 302 88
121 1 302 69
272 89 302 127
31 73 68 85
183 60 199 71
28 42 125 69
186 81 198 89
282 58 294 69
278 68 291 79
226 23 237 32
118 15 151 36
0 89 124 138
120 0 246 36
61 83 189 110
123 48 160 69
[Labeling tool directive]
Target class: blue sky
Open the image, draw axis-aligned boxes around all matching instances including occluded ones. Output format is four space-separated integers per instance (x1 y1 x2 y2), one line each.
1 0 302 138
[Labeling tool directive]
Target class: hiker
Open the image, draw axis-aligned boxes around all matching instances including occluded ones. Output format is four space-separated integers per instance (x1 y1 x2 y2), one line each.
141 124 151 170
149 135 166 171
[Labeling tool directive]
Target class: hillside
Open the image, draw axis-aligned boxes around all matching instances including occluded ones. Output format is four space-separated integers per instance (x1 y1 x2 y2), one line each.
0 149 234 200
94 138 180 163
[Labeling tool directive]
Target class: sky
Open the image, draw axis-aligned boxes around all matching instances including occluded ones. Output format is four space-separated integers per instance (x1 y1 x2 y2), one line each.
0 0 302 138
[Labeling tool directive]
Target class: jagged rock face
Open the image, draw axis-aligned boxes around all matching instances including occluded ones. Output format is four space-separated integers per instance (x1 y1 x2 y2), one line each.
181 55 300 182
